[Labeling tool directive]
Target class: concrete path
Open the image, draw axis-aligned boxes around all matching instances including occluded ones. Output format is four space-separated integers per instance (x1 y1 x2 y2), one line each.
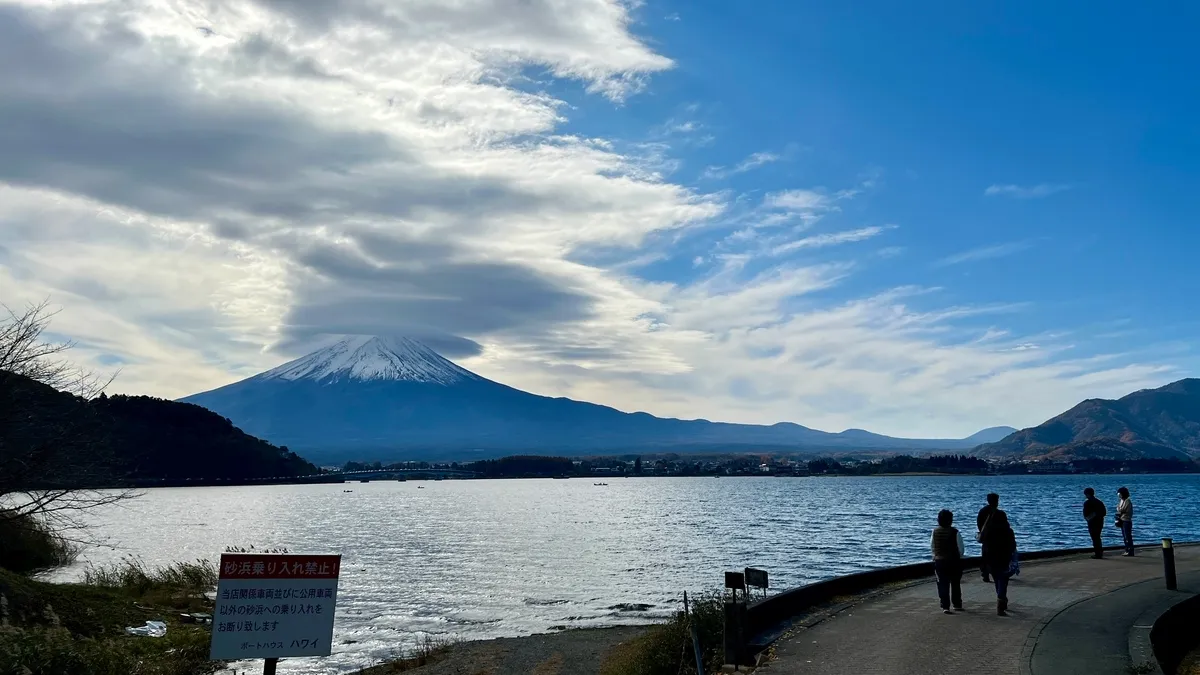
761 546 1200 675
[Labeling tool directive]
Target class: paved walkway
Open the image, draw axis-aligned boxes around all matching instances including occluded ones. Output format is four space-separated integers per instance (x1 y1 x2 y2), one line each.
762 546 1200 675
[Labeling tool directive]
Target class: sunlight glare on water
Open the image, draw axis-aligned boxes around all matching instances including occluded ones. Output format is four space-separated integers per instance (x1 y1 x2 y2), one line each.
62 474 1200 673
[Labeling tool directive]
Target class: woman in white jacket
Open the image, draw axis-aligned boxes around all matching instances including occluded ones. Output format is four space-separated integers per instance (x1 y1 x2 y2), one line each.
1116 487 1135 556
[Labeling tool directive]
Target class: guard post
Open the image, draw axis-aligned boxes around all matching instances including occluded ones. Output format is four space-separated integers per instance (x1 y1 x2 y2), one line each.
723 571 749 670
1163 538 1177 590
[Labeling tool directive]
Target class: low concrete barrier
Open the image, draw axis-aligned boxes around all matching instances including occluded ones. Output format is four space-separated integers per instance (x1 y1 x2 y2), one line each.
745 543 1154 649
1150 591 1200 674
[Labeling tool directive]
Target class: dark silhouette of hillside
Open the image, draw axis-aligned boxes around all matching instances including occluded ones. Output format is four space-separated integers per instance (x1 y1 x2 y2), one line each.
1 370 318 489
976 379 1200 460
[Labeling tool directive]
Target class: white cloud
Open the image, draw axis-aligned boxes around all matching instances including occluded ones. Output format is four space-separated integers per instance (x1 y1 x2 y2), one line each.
702 151 780 180
984 183 1072 199
769 226 893 256
936 241 1033 267
0 0 1183 440
736 152 780 172
664 120 699 135
766 189 833 211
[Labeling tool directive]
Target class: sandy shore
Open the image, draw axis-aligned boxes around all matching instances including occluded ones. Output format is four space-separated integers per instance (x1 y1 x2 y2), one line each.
353 626 650 675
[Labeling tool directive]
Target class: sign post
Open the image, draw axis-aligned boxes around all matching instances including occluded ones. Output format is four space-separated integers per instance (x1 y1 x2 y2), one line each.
744 567 769 601
210 553 341 673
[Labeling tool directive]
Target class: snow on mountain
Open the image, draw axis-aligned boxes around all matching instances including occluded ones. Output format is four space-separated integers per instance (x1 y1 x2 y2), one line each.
256 336 480 385
181 336 1014 462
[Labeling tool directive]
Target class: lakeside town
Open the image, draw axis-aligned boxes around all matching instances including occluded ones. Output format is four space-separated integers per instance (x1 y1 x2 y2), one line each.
337 454 1199 480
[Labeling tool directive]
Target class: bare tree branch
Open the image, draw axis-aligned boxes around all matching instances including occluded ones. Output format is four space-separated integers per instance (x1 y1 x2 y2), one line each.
0 298 133 555
0 298 118 399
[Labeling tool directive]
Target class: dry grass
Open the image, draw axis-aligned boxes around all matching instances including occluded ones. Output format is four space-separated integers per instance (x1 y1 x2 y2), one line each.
0 624 218 675
0 560 221 675
81 557 216 612
82 557 217 594
598 592 723 675
356 634 455 674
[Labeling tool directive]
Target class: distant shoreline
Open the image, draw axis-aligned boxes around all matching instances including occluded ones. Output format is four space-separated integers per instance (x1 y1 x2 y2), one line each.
70 470 1200 490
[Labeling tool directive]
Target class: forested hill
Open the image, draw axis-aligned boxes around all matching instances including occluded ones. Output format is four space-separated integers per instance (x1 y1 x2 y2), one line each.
0 370 318 488
976 378 1200 461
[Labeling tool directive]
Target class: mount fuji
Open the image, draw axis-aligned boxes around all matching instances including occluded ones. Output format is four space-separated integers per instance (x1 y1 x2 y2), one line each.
180 336 1015 463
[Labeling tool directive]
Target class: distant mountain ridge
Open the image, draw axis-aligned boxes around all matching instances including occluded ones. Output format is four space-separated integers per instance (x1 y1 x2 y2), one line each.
962 426 1020 444
976 378 1200 461
181 336 1011 463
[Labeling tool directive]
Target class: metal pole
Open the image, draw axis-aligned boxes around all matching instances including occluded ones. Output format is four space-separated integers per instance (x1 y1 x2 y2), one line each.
684 592 705 675
263 658 278 675
1163 538 1177 590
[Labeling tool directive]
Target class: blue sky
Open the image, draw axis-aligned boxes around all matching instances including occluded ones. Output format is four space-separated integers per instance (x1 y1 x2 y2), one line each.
571 0 1200 353
1 0 1194 436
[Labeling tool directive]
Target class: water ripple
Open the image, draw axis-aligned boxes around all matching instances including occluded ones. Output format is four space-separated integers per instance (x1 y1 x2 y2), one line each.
57 475 1200 674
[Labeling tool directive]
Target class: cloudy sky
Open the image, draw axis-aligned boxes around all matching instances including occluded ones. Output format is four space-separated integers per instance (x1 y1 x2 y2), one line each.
2 0 1197 438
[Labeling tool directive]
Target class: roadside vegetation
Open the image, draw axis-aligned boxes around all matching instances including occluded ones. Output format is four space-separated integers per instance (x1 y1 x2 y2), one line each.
0 532 221 675
598 592 725 675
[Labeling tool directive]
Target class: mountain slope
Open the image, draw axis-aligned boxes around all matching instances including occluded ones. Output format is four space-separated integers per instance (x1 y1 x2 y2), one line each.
961 426 1020 444
181 336 1007 462
976 378 1200 460
0 370 318 488
260 336 480 385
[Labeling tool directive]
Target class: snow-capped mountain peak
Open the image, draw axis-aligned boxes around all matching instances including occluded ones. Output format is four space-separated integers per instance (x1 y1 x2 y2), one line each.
257 336 479 385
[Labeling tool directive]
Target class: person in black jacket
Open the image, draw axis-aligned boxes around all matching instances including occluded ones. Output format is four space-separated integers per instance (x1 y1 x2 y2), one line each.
931 509 965 614
1083 488 1107 559
976 493 1001 582
980 510 1017 616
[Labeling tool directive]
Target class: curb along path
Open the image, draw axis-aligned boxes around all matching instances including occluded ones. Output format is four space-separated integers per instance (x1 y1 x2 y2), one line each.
760 546 1200 675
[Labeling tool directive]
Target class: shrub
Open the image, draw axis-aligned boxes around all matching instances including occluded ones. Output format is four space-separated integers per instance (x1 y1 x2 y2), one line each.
82 558 217 611
0 558 223 675
0 625 219 675
0 510 79 575
599 592 725 675
83 558 217 595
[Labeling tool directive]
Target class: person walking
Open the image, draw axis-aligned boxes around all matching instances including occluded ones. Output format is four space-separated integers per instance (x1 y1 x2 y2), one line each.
1116 487 1135 556
931 509 965 614
1083 488 1107 559
976 493 1001 583
980 510 1017 616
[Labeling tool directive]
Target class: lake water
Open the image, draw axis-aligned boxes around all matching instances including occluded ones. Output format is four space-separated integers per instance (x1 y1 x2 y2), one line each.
62 474 1200 674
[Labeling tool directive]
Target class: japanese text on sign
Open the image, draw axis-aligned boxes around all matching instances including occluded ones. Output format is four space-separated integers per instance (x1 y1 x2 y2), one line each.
209 554 340 661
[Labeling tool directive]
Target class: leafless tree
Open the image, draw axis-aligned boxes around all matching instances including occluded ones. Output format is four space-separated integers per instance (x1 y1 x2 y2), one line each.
0 298 134 551
0 298 117 399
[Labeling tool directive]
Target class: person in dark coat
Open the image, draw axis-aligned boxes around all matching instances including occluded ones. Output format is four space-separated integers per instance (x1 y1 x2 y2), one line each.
931 509 965 614
1083 488 1107 558
980 510 1017 616
976 492 1001 583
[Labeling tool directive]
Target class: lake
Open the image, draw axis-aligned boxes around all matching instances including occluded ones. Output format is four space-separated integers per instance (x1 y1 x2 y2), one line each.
62 474 1200 674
